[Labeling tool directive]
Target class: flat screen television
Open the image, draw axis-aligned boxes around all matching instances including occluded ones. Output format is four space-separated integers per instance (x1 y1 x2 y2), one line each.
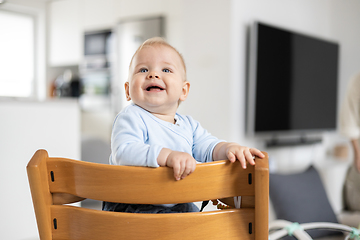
246 22 339 146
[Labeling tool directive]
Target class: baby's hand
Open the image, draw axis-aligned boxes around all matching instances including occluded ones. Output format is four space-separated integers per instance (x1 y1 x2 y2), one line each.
165 151 197 181
223 143 264 169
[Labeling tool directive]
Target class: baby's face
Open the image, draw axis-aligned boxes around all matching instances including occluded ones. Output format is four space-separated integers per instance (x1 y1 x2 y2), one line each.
125 45 189 115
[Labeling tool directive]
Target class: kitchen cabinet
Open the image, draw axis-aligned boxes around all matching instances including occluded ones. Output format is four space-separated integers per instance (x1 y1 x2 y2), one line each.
48 0 117 67
78 0 116 30
48 0 82 66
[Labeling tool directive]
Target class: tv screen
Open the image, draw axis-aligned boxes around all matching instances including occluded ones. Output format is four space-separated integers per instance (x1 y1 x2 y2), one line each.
247 22 339 138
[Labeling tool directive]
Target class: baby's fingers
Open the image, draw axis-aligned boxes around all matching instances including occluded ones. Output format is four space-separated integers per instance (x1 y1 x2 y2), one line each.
232 150 247 169
244 149 255 165
250 148 265 158
181 159 196 179
172 161 182 181
227 151 236 163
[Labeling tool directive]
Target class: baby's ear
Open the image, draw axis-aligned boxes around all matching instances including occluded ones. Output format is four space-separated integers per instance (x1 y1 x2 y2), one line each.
179 81 190 101
124 82 131 101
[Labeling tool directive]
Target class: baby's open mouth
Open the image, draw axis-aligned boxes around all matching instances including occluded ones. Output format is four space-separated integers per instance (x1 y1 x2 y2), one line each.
146 86 164 91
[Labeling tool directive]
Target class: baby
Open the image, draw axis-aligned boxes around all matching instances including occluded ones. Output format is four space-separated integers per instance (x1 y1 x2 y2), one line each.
103 37 264 213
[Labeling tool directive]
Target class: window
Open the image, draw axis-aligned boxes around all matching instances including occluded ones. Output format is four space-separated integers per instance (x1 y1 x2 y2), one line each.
0 10 35 97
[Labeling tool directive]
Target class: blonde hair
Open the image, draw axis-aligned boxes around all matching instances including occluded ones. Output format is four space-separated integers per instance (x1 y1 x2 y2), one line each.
128 37 187 80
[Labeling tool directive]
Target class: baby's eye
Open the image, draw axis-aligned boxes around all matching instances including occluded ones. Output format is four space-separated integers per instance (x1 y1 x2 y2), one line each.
140 68 148 73
162 68 170 73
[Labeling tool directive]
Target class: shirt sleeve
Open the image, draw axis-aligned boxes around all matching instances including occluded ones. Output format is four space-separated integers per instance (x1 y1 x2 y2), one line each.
110 111 161 167
187 116 225 163
340 74 360 139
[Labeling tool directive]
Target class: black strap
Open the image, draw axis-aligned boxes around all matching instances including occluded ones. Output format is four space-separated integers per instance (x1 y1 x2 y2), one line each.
200 200 209 212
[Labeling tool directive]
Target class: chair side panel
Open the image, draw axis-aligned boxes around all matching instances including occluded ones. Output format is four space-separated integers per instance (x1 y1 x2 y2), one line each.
254 153 269 240
27 149 53 240
47 159 255 204
51 205 255 240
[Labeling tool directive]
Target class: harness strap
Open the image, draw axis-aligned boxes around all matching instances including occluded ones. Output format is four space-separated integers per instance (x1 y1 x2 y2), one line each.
200 200 209 212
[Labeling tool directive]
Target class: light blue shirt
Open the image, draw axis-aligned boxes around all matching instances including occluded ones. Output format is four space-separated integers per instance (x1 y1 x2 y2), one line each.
110 104 223 167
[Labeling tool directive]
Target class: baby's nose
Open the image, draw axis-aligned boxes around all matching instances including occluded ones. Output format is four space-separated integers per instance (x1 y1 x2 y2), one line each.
148 71 160 79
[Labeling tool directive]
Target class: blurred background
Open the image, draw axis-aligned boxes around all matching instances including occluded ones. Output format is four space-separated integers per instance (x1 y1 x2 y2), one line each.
1 0 360 239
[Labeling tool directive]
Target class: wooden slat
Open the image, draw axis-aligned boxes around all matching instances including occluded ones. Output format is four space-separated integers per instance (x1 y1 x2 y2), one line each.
241 196 255 208
28 149 269 240
254 152 269 240
51 205 255 240
47 159 255 204
27 149 53 240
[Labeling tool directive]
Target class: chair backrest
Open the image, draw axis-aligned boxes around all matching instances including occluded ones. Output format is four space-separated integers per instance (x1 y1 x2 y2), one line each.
27 149 269 240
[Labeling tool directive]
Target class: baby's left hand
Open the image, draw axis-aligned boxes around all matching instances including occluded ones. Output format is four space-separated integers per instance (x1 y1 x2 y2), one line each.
223 143 264 169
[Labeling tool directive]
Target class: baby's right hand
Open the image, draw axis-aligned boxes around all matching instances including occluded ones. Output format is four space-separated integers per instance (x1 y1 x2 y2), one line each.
166 151 196 180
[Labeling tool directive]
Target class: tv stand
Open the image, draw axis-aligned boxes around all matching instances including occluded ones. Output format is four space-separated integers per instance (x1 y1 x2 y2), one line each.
266 136 322 148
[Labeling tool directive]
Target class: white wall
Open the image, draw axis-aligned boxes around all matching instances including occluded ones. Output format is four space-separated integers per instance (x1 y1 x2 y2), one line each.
0 100 81 240
179 0 232 141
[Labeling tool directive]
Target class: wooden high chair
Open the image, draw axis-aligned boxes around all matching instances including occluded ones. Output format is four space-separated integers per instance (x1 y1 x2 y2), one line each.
27 149 269 240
